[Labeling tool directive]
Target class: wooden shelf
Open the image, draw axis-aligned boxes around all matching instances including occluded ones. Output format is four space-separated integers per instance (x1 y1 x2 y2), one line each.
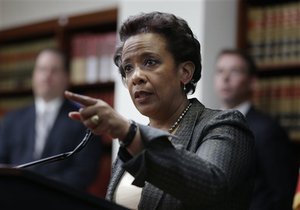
0 20 58 44
70 82 115 93
0 82 115 98
237 0 300 142
64 8 117 30
0 89 33 98
0 8 117 114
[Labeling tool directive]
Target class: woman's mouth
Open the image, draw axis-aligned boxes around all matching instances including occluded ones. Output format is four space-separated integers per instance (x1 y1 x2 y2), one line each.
134 91 152 102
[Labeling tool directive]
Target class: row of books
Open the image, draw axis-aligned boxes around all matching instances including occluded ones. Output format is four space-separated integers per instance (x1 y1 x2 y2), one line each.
0 38 57 91
252 76 300 142
0 77 31 92
0 31 117 92
247 2 300 68
70 32 117 85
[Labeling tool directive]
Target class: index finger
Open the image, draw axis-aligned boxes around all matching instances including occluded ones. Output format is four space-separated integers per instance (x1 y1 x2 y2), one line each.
64 90 98 107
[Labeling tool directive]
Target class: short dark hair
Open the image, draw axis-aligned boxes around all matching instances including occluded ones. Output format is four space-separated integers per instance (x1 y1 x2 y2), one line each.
217 49 257 76
114 11 202 94
36 48 69 73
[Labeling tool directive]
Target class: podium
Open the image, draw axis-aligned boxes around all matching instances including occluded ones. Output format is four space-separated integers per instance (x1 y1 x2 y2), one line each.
0 167 129 210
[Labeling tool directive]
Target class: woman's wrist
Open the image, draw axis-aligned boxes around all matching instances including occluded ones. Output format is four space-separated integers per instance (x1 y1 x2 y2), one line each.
119 120 137 147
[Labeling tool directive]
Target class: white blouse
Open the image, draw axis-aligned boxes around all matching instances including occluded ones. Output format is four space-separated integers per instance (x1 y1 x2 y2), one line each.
114 171 142 210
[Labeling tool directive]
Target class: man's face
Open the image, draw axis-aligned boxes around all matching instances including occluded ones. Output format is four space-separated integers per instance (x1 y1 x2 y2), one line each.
214 54 254 108
32 51 69 101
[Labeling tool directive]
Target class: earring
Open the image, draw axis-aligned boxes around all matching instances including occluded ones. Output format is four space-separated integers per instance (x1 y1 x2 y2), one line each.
190 79 196 86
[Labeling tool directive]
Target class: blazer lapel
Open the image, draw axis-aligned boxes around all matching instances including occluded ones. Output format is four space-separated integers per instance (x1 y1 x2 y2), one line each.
172 98 205 150
139 99 205 209
106 158 126 201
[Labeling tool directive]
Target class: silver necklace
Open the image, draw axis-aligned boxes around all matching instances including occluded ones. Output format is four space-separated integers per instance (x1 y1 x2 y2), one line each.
168 102 192 133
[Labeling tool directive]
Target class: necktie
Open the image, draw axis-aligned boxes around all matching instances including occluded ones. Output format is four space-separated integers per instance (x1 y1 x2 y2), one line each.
34 110 51 159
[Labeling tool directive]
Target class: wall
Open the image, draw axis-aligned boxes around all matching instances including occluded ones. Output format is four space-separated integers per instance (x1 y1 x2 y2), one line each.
0 0 3 28
0 0 118 29
200 0 238 109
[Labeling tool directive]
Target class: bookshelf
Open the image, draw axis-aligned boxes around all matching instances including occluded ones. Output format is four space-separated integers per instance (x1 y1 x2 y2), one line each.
237 0 300 142
0 8 117 118
0 8 118 198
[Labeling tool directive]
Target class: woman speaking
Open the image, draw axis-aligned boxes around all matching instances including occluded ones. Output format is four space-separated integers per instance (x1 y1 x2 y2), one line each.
65 11 255 210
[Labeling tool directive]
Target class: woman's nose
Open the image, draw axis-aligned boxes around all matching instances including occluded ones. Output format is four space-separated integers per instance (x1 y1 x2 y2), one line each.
131 67 146 85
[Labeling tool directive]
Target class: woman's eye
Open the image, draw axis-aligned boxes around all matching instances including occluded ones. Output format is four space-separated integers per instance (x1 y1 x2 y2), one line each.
145 59 157 66
123 64 133 73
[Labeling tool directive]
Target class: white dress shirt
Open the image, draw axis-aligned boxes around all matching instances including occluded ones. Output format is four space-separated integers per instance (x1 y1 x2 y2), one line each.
114 171 142 210
34 97 63 158
222 101 251 117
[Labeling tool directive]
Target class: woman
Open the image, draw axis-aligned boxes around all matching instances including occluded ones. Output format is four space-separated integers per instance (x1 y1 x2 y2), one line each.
65 12 255 210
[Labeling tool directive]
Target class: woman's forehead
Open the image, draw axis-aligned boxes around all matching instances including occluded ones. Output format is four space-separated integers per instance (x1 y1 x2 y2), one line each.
122 33 168 60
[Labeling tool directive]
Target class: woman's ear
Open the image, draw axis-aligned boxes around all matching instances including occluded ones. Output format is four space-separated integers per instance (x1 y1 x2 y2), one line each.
179 61 195 85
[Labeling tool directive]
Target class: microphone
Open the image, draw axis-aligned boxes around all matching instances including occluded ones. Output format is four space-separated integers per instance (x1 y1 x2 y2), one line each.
14 129 94 169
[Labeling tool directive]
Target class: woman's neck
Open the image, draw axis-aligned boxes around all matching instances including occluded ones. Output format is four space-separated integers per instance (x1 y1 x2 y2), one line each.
149 98 190 132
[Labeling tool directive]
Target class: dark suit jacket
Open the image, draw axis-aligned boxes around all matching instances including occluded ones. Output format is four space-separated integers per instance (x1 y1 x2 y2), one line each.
0 99 102 191
106 98 256 210
246 106 298 210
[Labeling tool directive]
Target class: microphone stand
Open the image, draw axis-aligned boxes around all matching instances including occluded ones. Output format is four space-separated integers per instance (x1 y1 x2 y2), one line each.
15 129 93 169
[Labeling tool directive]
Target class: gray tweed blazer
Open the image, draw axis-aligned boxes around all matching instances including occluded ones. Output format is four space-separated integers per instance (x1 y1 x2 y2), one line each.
106 98 255 210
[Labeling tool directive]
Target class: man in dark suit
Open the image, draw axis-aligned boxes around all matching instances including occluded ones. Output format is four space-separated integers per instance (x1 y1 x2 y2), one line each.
0 48 102 191
214 49 299 210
